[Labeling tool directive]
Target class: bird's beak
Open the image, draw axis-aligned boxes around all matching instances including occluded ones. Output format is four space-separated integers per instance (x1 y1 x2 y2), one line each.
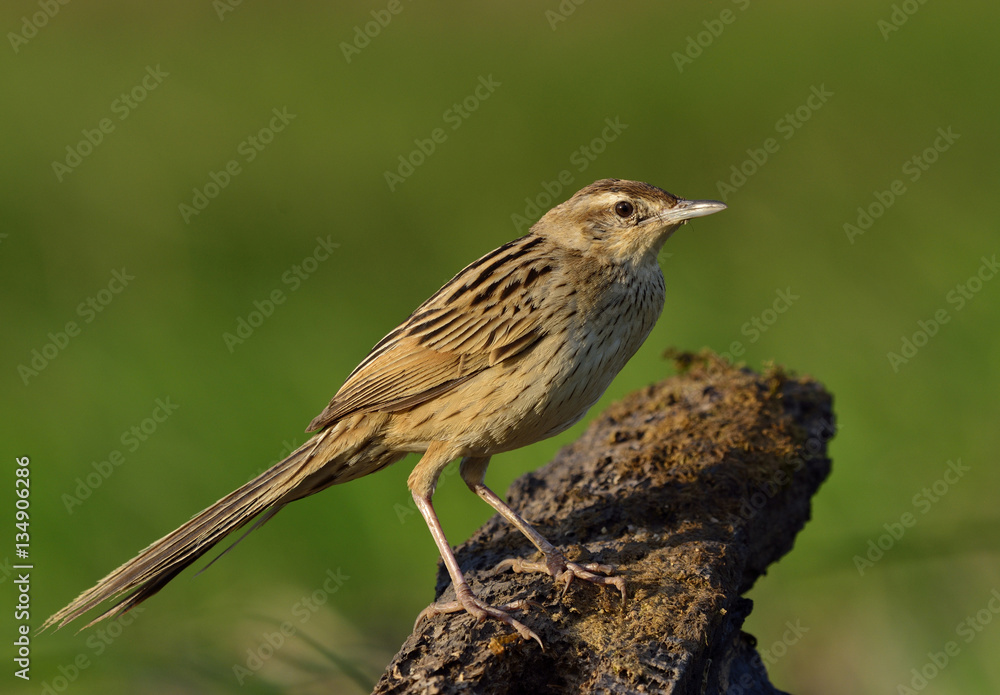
657 198 727 226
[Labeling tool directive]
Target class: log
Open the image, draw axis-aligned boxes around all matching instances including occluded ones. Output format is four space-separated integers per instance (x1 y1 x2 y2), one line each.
373 350 835 695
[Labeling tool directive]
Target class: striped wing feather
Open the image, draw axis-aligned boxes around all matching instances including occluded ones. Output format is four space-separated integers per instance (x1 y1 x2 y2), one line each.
307 235 553 431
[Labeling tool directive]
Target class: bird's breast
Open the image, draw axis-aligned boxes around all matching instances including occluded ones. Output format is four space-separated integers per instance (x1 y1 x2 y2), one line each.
386 259 667 456
486 261 666 447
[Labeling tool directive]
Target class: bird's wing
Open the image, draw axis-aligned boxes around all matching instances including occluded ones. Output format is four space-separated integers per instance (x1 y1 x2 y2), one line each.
307 234 556 431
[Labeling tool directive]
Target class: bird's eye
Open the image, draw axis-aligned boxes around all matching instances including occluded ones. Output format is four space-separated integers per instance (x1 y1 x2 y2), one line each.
614 201 634 218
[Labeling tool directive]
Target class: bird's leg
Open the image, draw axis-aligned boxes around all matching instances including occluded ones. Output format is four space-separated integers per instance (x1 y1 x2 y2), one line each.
409 443 541 647
459 456 626 603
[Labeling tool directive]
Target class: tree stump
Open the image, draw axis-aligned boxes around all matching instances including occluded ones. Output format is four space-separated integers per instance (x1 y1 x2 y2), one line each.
373 351 835 695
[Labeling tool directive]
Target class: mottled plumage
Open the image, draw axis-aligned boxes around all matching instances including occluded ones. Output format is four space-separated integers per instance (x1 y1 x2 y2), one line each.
44 179 725 643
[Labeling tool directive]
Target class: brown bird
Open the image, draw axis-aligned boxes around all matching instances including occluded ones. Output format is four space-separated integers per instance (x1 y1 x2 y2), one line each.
43 179 725 645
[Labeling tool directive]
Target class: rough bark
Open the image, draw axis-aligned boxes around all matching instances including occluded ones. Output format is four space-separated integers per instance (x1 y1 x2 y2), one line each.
373 350 835 695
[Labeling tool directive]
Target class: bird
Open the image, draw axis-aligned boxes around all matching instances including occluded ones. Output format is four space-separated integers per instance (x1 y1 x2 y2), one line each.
43 178 725 645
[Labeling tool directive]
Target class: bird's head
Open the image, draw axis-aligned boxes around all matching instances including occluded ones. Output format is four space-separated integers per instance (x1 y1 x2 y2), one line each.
533 178 725 265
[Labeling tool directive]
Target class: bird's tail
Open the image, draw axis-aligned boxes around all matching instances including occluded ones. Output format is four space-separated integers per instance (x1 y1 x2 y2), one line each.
42 424 390 632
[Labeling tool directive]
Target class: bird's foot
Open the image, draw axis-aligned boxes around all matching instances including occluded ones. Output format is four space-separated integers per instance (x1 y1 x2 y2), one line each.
415 588 543 649
496 551 627 603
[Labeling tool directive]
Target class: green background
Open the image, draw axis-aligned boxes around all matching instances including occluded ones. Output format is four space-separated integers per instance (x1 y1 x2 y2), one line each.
3 1 998 693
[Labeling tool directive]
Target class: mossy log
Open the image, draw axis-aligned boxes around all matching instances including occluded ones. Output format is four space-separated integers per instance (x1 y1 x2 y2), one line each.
373 351 834 695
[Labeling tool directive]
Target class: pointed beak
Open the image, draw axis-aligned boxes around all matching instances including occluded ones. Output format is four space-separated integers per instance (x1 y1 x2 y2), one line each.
657 198 727 225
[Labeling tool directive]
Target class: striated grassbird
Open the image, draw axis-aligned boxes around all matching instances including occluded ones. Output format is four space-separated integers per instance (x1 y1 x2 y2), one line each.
44 179 725 646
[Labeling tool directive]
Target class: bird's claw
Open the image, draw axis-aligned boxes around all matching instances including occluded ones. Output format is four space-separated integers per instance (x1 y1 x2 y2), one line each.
496 555 627 603
416 594 543 649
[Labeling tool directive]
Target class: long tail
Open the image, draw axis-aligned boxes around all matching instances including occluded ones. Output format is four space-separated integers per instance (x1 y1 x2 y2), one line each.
43 428 363 632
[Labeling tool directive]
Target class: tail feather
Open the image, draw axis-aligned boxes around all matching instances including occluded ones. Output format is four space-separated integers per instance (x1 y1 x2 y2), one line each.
42 432 332 632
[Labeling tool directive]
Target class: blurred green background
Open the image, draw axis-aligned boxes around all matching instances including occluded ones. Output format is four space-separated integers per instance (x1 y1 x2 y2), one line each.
3 1 998 693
